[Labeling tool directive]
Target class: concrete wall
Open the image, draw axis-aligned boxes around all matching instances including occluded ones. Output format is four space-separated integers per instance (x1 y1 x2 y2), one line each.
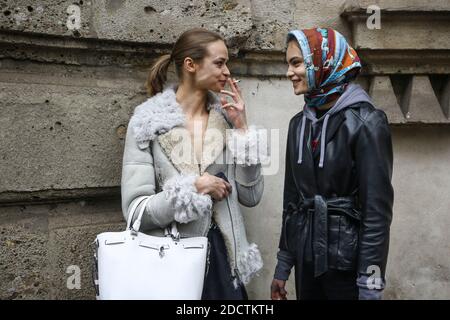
1 0 449 299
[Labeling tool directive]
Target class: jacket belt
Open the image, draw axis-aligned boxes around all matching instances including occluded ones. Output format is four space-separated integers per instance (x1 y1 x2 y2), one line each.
299 195 359 278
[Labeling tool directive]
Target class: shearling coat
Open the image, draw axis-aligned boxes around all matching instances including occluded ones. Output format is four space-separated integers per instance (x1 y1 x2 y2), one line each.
121 85 266 285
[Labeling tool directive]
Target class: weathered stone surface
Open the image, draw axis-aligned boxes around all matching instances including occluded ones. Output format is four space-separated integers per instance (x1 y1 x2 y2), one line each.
292 0 351 39
358 50 450 75
0 34 165 67
245 0 294 50
0 0 253 48
0 0 352 53
342 0 450 51
351 19 450 51
92 0 253 47
384 126 450 299
47 198 124 230
0 210 50 299
0 199 124 299
48 222 124 299
343 0 450 11
430 75 450 118
406 76 448 123
0 0 90 37
342 1 450 76
0 60 146 199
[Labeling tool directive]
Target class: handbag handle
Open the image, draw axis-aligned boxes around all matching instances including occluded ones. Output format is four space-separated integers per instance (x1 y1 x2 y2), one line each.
126 196 151 232
126 195 180 239
164 222 180 241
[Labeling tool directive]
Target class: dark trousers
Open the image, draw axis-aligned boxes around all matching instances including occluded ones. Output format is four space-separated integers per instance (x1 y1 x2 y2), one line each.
296 262 358 300
201 223 248 300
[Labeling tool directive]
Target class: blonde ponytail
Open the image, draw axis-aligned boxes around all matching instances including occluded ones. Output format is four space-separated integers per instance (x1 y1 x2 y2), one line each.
146 54 171 96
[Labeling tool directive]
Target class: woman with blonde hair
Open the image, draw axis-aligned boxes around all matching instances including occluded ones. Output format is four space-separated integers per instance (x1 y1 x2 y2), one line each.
121 28 266 299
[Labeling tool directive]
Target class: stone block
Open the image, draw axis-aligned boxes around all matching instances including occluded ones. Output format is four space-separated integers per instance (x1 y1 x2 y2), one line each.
0 0 253 47
0 61 147 200
369 76 406 124
47 223 124 299
406 76 448 123
0 213 50 299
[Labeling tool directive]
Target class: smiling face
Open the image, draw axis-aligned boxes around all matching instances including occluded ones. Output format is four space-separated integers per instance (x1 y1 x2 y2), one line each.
286 40 308 95
192 40 231 92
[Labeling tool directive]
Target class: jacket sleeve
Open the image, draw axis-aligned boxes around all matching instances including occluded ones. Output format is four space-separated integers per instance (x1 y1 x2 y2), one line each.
227 126 266 207
274 119 298 280
355 110 394 280
121 125 212 232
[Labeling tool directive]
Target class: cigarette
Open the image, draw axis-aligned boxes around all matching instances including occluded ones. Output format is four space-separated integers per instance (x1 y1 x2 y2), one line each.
233 79 241 83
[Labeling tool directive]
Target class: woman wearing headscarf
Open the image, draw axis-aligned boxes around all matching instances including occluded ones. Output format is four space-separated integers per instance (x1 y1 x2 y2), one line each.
270 28 394 300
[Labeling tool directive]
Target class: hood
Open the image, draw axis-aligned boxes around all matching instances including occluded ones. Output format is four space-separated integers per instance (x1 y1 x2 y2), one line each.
297 83 374 168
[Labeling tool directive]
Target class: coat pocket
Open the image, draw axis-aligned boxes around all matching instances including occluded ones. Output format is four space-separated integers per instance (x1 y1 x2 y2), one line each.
328 213 359 270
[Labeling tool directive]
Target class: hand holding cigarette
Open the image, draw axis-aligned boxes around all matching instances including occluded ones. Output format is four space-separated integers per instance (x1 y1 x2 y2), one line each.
220 78 248 130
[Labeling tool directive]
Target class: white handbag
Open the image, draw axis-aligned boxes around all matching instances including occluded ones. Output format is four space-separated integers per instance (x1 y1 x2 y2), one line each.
93 196 208 300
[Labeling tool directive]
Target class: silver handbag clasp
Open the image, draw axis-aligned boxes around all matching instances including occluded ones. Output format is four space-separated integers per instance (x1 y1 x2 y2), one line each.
164 222 180 242
159 246 165 258
170 231 180 242
130 228 138 237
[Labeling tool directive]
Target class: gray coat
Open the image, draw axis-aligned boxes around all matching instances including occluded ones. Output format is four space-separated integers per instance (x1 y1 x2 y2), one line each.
121 85 265 285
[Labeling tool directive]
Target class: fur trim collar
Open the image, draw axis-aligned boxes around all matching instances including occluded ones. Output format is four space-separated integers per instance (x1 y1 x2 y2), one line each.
129 86 185 148
129 85 231 174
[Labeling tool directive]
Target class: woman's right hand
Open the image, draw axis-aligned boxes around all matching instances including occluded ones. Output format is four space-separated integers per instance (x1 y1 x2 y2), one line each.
195 172 232 201
270 279 288 300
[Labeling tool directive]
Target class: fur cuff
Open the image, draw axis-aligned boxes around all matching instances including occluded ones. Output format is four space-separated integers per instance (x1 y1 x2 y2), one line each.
235 243 264 286
163 174 212 224
227 126 269 166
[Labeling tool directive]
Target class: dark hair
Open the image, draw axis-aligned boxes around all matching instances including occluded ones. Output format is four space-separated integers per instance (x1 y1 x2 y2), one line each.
146 28 224 96
287 36 300 49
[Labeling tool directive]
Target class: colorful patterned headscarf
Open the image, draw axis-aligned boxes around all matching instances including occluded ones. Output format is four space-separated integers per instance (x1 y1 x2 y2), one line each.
287 28 361 108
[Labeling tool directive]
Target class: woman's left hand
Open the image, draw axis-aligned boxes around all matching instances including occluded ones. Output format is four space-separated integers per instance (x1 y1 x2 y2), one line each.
220 78 248 131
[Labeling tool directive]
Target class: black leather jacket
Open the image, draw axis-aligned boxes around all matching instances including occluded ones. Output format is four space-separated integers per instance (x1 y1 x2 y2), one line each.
278 102 394 279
